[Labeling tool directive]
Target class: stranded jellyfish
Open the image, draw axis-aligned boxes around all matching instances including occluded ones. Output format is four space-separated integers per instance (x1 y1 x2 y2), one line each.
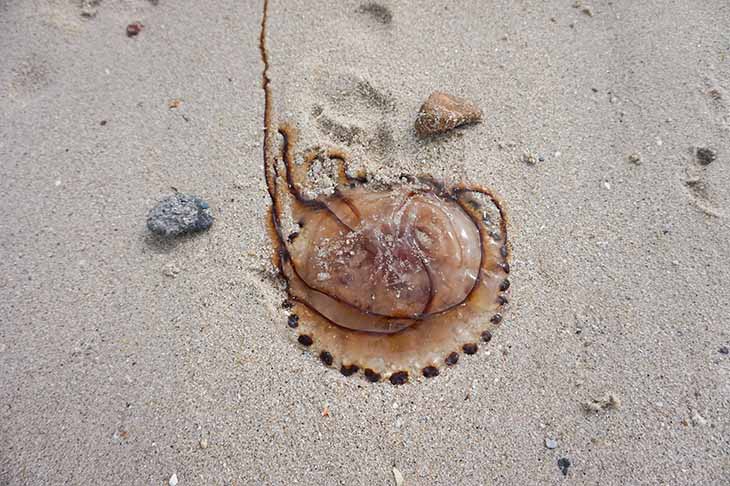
263 123 511 385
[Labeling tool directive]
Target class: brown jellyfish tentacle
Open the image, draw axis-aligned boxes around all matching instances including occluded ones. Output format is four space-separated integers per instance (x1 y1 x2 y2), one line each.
451 183 510 260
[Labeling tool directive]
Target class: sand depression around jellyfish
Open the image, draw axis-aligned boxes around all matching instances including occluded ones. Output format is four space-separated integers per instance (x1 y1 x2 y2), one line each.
258 1 511 384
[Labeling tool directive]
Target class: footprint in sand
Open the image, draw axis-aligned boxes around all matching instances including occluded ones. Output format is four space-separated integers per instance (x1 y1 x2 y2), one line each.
703 76 730 132
309 70 397 160
355 2 393 26
684 146 728 218
683 78 730 218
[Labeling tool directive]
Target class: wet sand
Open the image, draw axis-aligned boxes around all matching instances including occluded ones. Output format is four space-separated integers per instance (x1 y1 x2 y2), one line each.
1 1 729 484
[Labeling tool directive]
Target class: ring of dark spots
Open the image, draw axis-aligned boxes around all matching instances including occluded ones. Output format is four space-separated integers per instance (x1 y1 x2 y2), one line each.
463 343 478 355
481 330 493 343
445 352 459 366
500 245 508 257
500 262 510 274
497 295 509 306
297 334 313 346
389 371 408 385
340 364 359 376
491 313 503 324
319 351 333 366
422 366 440 378
500 279 511 291
364 368 381 382
287 314 299 328
287 231 299 243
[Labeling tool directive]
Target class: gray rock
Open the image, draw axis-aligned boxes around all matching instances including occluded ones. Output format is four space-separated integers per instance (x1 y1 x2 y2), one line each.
147 193 213 237
557 457 571 476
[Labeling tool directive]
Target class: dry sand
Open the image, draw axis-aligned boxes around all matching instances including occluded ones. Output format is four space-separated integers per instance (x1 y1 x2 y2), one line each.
1 0 729 484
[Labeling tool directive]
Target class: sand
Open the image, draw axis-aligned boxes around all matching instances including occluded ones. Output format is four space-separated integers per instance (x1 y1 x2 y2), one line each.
1 0 729 484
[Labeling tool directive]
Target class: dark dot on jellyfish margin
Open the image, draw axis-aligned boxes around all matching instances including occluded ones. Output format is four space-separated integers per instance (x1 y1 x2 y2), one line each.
389 371 408 385
287 231 299 243
557 458 571 476
340 364 359 376
297 334 313 346
364 369 381 382
481 330 493 343
490 231 501 241
497 295 509 306
319 351 333 366
500 279 511 291
463 343 478 355
287 314 299 328
500 262 510 274
282 300 293 309
422 366 440 378
500 246 508 258
445 352 459 366
491 313 503 324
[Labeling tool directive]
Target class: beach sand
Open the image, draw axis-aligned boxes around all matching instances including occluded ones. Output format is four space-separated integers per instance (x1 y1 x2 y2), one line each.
1 0 729 484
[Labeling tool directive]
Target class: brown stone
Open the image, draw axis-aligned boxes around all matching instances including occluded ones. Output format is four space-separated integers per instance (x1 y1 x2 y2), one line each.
126 22 143 37
415 91 482 136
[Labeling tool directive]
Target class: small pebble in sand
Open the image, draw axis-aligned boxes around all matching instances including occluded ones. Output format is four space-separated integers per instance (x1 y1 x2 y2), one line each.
523 152 538 165
628 153 641 164
696 147 716 165
169 473 178 486
557 457 571 476
582 393 621 413
169 99 182 109
690 410 707 426
415 91 482 136
199 437 208 449
392 467 404 486
147 194 214 237
162 264 180 278
126 22 144 37
719 345 729 355
80 0 99 18
582 6 594 17
356 2 392 24
545 438 558 449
